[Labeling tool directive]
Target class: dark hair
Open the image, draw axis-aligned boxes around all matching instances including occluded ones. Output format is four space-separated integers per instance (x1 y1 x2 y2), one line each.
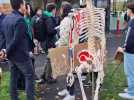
10 0 24 10
46 3 56 12
61 2 72 18
35 7 42 14
127 2 134 14
25 3 34 17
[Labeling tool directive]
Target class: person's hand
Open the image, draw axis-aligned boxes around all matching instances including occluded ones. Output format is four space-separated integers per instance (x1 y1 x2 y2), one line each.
0 51 4 60
117 47 124 53
0 50 6 61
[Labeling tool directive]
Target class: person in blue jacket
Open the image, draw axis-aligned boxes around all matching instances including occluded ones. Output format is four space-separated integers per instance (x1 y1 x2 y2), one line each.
119 2 134 99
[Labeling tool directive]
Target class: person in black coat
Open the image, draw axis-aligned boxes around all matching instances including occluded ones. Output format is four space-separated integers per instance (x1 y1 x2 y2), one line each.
124 12 130 30
38 3 59 84
0 0 35 99
41 3 59 51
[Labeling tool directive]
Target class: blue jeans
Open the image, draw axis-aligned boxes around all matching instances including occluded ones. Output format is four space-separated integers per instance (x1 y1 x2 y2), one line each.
124 52 134 96
9 59 35 100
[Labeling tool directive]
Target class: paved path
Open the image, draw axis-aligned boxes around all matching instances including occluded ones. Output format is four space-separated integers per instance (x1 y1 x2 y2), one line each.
106 32 126 60
34 54 92 100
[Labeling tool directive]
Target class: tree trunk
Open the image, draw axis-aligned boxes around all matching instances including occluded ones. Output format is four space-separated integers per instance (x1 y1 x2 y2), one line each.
127 0 133 3
105 0 111 33
32 0 44 9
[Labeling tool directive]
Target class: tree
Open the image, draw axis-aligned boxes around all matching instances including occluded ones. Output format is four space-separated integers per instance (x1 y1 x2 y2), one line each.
105 0 111 33
113 0 116 14
31 0 44 9
127 0 133 3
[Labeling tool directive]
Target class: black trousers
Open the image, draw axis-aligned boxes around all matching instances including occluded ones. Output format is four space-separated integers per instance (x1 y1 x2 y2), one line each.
17 57 35 90
41 57 52 80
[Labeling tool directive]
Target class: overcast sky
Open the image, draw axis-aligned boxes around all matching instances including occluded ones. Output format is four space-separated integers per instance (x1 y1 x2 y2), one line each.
0 0 10 4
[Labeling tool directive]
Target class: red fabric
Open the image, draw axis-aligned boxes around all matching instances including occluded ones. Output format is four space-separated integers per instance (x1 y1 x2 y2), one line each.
69 31 72 48
76 12 80 22
75 12 80 35
79 51 90 58
116 17 120 34
79 55 87 62
78 50 93 62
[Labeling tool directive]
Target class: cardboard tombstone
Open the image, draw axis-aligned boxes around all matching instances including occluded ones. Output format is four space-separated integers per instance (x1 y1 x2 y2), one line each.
114 47 124 64
48 42 88 78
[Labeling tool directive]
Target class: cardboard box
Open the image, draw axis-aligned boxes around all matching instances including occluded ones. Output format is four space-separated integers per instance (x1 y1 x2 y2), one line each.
48 42 88 78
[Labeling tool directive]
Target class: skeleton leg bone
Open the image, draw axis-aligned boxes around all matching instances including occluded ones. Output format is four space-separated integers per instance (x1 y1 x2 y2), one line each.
76 65 88 100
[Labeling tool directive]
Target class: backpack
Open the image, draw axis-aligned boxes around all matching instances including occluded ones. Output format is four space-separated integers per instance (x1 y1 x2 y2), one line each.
33 16 47 42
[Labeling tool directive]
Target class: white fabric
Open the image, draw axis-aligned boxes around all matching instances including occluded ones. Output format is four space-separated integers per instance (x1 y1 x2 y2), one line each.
58 89 69 96
63 95 75 100
56 17 72 46
0 68 2 74
119 93 134 99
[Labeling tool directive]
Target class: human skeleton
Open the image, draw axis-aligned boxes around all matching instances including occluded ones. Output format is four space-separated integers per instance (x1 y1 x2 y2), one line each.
55 0 106 100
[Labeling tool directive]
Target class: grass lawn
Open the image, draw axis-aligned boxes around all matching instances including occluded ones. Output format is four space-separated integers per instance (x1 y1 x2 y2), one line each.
0 72 26 100
0 72 10 100
100 62 126 100
0 62 126 100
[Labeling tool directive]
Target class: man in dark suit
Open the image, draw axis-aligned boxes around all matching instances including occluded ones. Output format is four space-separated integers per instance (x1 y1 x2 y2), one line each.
0 0 35 100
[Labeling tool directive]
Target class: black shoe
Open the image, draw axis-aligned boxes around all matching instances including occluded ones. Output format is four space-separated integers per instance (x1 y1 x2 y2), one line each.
46 77 57 84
